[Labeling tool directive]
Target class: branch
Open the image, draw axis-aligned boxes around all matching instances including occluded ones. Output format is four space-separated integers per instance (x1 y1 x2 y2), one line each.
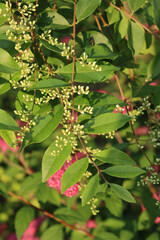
79 137 109 185
7 191 95 239
103 0 160 41
115 73 153 167
71 0 77 122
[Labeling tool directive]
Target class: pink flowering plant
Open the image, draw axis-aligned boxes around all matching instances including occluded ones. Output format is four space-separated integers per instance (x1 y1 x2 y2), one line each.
0 0 160 239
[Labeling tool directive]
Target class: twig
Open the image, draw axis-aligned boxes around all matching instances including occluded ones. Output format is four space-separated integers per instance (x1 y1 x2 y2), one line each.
79 137 109 184
94 14 102 33
3 154 25 172
115 72 153 167
71 0 77 122
103 0 160 41
7 191 95 239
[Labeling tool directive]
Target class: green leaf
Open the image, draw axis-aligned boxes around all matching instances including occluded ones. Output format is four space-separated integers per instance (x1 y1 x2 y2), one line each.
57 62 119 83
0 182 8 197
138 211 151 230
105 188 123 217
0 77 11 95
110 183 136 203
0 3 11 26
15 207 35 240
95 232 119 240
42 135 72 182
85 44 118 60
127 0 145 12
40 38 63 53
84 113 132 134
82 174 99 206
38 12 70 30
54 207 87 224
0 109 20 132
127 21 145 56
41 225 63 240
104 165 146 178
22 104 63 147
29 78 69 90
94 147 135 165
86 30 113 50
0 48 19 73
0 130 17 149
15 91 41 115
76 0 101 22
147 55 160 79
153 0 160 29
74 92 126 107
20 172 42 195
61 157 89 194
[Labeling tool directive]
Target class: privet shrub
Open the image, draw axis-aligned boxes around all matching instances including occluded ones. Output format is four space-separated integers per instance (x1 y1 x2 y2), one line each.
0 0 160 239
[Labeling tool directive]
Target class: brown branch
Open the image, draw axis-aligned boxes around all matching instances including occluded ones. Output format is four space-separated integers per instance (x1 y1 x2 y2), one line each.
98 13 114 41
3 154 25 172
71 0 77 122
7 191 95 239
79 137 109 185
115 72 153 167
103 0 160 41
94 14 103 33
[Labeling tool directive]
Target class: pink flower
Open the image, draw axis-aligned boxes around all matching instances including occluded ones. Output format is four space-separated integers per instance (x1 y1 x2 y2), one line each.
6 233 17 240
61 36 72 44
0 138 18 152
155 217 160 224
21 216 45 240
86 220 97 229
47 152 86 197
0 120 26 153
135 126 150 136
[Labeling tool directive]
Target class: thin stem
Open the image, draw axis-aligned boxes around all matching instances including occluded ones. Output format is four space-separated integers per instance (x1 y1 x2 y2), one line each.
94 14 103 33
79 137 109 184
115 73 125 101
3 154 25 172
7 191 95 239
103 0 160 41
71 0 77 122
115 73 153 167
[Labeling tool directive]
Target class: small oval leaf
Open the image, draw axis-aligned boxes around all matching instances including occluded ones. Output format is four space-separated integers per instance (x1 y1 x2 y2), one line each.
29 79 69 90
0 109 20 132
61 157 89 194
104 165 146 178
42 135 73 182
110 183 136 203
0 48 19 73
94 147 135 165
84 113 132 134
82 174 99 206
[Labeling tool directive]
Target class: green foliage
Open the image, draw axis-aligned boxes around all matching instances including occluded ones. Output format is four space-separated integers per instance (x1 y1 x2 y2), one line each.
15 207 35 240
0 0 160 239
84 113 132 134
110 183 136 203
105 165 146 178
0 109 20 132
0 48 19 73
42 135 72 181
76 0 101 22
82 174 99 206
94 147 135 165
41 225 63 240
127 0 146 13
0 182 8 197
29 79 69 90
61 157 89 194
